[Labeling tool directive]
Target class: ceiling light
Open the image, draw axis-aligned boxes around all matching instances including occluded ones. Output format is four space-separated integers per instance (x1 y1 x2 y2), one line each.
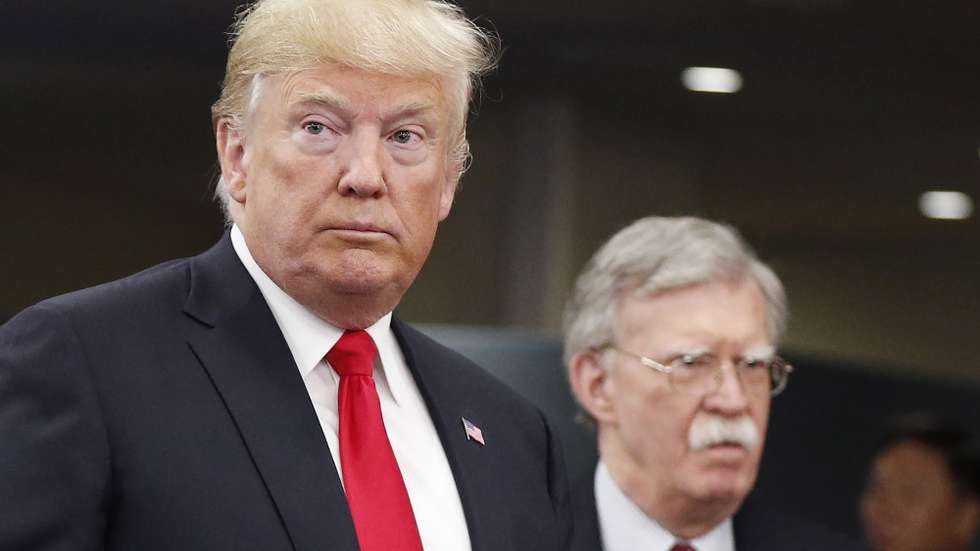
681 67 743 94
919 191 973 220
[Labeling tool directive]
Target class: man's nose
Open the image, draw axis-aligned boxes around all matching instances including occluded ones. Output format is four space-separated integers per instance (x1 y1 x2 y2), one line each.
703 362 751 415
337 132 386 198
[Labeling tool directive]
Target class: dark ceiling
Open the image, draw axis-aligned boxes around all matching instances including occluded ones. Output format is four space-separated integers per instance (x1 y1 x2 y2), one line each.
6 1 978 82
8 1 977 133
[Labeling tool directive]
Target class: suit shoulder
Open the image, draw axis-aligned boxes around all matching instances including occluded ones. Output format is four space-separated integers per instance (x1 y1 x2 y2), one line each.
735 506 868 550
394 321 547 419
568 473 602 551
32 256 193 320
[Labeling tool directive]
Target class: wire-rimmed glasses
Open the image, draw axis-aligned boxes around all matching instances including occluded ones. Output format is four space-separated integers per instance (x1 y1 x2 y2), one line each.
594 345 793 397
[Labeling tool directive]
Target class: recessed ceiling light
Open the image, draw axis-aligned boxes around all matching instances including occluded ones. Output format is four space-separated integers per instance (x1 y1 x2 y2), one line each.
919 191 973 220
681 67 743 94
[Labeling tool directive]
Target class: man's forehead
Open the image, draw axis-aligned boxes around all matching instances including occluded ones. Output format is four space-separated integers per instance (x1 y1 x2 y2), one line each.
614 280 770 342
620 277 764 311
291 89 441 119
272 65 446 113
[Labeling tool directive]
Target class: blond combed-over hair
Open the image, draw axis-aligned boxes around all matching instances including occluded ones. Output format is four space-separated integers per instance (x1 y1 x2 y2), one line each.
211 0 498 216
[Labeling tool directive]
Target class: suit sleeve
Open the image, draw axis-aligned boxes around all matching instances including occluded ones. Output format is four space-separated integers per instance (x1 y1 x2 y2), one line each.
0 304 110 550
540 408 572 551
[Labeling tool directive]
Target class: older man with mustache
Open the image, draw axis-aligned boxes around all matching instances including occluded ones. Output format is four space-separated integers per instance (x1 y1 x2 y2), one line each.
564 216 864 551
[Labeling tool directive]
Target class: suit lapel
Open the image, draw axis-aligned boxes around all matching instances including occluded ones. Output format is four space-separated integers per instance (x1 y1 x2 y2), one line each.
183 235 358 551
569 474 603 551
392 320 511 551
732 496 780 551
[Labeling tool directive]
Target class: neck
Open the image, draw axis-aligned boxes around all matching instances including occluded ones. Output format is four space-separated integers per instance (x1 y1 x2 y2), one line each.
312 295 393 330
285 280 398 330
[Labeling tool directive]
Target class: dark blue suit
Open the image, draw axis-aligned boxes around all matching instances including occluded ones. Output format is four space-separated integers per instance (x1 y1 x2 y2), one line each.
569 473 867 551
0 234 570 550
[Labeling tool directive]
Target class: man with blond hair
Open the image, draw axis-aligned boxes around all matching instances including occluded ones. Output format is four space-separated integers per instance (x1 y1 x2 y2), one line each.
0 1 570 550
564 216 863 551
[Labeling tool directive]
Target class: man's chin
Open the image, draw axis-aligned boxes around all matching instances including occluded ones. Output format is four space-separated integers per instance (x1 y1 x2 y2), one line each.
292 261 395 304
316 253 396 294
688 463 756 503
689 480 750 506
327 273 389 295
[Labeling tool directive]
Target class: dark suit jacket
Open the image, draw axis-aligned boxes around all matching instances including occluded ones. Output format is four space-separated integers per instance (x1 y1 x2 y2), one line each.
569 472 866 551
0 234 570 551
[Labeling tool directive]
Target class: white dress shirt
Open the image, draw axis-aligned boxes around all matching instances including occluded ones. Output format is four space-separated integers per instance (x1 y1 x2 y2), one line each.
231 225 472 551
595 461 734 551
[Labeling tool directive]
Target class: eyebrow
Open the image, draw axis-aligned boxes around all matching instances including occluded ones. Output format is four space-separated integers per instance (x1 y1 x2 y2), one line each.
385 103 443 135
382 100 439 119
661 346 712 358
660 345 775 359
291 90 440 127
741 346 776 359
291 90 355 118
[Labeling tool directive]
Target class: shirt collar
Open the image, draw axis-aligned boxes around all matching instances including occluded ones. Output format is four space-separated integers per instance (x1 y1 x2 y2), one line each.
595 461 734 551
230 225 410 406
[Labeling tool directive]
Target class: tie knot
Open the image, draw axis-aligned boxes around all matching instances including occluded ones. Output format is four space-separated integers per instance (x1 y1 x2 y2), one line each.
670 544 697 551
327 330 378 377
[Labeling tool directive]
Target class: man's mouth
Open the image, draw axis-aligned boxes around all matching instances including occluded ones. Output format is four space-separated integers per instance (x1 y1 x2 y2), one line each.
707 441 745 449
326 222 392 241
700 441 750 464
332 221 387 233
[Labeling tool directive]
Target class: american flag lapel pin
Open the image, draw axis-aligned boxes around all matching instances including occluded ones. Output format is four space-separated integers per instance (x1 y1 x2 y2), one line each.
461 417 485 446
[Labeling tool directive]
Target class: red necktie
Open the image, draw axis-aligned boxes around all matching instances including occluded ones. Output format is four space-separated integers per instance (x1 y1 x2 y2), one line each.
670 544 697 551
327 330 423 551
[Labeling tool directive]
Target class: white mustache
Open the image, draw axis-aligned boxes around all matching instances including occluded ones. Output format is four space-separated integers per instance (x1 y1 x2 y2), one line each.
688 415 760 451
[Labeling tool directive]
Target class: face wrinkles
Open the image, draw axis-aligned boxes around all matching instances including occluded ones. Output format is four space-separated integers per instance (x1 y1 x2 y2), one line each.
602 277 772 535
227 63 456 328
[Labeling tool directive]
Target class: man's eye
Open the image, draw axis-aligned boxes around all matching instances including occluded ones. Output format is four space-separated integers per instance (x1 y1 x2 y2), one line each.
743 358 769 370
391 129 419 145
303 121 327 135
675 354 714 369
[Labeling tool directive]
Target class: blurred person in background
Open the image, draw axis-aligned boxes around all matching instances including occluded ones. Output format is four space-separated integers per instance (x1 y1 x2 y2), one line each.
860 414 980 551
564 215 864 551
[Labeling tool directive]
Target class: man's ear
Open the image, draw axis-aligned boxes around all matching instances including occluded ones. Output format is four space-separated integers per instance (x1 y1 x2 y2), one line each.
438 139 468 221
437 167 459 222
568 351 618 426
215 118 248 204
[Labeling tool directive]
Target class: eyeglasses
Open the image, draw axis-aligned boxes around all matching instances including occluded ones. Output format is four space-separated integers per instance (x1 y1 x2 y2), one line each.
593 345 793 397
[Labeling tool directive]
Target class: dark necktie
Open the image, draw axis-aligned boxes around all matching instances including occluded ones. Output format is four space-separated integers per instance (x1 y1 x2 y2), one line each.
670 544 697 551
327 330 423 551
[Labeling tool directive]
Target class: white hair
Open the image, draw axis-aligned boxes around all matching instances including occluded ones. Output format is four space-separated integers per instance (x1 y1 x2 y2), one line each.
688 414 760 451
563 216 788 365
